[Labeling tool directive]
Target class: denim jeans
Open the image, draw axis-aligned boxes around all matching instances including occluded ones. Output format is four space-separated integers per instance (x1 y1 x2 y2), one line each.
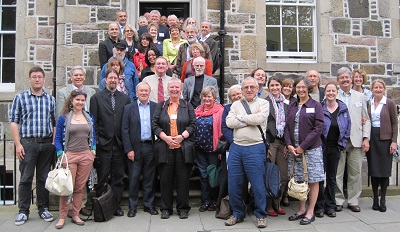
128 143 156 210
18 139 55 215
228 142 267 219
195 147 219 205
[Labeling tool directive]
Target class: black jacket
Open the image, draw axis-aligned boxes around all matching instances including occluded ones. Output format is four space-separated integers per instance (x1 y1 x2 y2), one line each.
98 37 121 67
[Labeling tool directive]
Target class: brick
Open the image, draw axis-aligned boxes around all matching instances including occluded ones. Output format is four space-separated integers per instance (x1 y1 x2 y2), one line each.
72 32 98 44
38 27 54 39
338 36 376 46
207 0 230 11
360 65 386 75
362 21 383 37
346 47 369 63
240 36 257 60
332 18 351 34
36 47 53 61
227 14 250 24
348 0 369 18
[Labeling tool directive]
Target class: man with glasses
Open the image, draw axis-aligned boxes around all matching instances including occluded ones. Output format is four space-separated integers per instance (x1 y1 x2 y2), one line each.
335 67 370 213
225 77 269 228
182 56 219 108
10 66 56 226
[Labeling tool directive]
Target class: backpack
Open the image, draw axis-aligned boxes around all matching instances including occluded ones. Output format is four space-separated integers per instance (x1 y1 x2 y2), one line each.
264 159 281 199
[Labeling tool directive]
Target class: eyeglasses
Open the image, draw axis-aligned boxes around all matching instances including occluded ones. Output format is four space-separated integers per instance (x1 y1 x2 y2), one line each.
242 85 258 90
125 30 134 32
30 76 44 79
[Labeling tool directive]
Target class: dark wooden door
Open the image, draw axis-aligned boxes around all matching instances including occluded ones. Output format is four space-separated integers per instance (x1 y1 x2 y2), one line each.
139 2 190 19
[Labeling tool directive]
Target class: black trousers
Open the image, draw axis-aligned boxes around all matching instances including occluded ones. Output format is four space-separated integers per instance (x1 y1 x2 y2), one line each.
158 148 192 214
96 142 126 207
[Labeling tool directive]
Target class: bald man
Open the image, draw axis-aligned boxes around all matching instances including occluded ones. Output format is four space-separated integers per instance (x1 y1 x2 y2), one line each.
99 22 122 67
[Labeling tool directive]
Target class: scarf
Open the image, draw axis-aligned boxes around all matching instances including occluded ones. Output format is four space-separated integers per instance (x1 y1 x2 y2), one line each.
269 93 286 138
195 103 224 151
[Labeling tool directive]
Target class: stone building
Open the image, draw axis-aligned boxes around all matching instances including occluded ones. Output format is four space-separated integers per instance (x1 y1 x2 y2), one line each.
0 0 399 202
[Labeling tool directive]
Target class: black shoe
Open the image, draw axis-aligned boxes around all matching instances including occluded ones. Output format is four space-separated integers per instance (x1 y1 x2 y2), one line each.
372 197 380 211
379 201 386 212
114 209 124 217
281 197 290 207
300 215 315 225
179 211 188 219
335 205 343 212
161 210 170 219
144 207 159 215
325 209 336 217
199 204 210 212
127 209 136 217
288 212 306 221
208 203 216 211
79 208 91 216
314 209 324 218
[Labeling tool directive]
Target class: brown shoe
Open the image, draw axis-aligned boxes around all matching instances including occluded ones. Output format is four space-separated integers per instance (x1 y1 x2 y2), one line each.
80 208 91 216
335 205 343 212
348 204 361 212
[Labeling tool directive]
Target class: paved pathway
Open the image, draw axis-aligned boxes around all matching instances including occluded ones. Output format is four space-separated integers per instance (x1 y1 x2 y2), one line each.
1 196 400 232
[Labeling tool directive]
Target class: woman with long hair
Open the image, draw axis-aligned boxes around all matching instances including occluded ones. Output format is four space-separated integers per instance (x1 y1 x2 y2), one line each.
122 24 139 62
54 90 96 229
133 32 155 78
140 48 173 80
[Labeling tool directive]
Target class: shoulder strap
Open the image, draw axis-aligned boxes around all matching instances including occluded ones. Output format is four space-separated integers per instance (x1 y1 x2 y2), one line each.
289 154 309 182
240 99 268 146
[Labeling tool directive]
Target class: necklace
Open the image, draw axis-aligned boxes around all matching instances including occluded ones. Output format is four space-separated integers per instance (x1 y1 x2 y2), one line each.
73 114 83 121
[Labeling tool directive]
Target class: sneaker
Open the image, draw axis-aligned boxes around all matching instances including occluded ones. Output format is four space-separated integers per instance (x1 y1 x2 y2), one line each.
257 217 267 228
225 215 244 226
15 213 28 226
39 208 54 222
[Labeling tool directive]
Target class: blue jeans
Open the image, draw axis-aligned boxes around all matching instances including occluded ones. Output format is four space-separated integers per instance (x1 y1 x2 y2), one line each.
127 143 156 210
228 142 267 219
18 139 55 215
195 147 219 205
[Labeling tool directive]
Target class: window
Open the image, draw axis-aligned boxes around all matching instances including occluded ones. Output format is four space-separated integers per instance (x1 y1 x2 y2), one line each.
0 0 16 91
266 0 317 62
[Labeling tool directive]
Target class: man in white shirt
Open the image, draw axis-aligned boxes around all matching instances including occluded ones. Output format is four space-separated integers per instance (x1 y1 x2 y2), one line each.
142 57 172 102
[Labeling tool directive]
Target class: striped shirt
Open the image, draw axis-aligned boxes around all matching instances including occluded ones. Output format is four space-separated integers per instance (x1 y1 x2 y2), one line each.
9 89 56 138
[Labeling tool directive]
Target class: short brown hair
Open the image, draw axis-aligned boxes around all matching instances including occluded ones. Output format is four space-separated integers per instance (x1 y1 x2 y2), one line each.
352 68 368 84
29 66 45 78
107 57 125 75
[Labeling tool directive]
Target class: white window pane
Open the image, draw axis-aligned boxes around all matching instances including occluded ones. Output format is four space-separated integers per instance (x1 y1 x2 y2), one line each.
267 27 281 51
299 27 313 52
282 6 297 25
282 27 297 51
266 5 280 25
298 6 313 26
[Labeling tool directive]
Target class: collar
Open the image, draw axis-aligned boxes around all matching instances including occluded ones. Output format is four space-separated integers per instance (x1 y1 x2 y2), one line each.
137 99 150 106
199 33 210 41
105 88 117 96
339 88 353 96
372 95 387 105
71 84 83 91
29 88 45 96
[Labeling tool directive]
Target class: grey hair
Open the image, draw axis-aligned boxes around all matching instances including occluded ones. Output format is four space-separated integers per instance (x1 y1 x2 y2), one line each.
70 66 86 76
227 84 242 103
115 10 126 16
167 14 178 21
185 24 199 33
150 10 161 17
241 77 259 88
138 16 148 23
200 86 217 99
167 77 183 89
136 81 151 93
201 20 212 28
336 67 352 78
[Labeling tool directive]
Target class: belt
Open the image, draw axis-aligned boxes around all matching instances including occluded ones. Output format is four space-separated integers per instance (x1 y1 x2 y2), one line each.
21 137 52 143
140 140 153 143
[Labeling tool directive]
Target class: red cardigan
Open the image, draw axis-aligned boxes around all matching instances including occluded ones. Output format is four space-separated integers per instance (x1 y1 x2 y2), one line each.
180 58 212 82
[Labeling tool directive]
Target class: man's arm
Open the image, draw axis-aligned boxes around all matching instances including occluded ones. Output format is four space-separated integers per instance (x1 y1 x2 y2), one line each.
10 122 24 161
361 97 371 152
240 100 269 125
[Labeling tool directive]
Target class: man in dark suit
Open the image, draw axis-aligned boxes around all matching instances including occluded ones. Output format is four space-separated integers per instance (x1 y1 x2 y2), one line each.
99 22 121 67
122 82 158 217
199 21 220 74
183 57 219 108
90 69 131 217
137 10 169 42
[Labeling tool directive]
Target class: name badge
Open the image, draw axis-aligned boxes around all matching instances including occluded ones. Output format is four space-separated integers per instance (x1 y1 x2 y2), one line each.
159 32 165 37
170 114 177 120
355 101 362 107
283 99 290 105
306 108 315 113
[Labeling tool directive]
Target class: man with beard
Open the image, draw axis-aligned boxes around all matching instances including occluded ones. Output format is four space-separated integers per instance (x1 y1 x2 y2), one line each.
182 57 219 108
99 41 139 102
99 22 121 67
142 57 172 102
174 25 211 77
90 69 131 217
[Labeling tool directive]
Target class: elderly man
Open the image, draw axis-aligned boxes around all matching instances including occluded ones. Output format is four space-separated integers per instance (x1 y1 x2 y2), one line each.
122 82 158 217
99 22 121 67
182 56 219 108
142 57 172 102
56 66 96 118
335 67 370 213
10 66 56 226
116 10 127 38
138 10 169 42
174 25 211 77
199 21 220 73
307 70 325 102
225 77 269 228
167 14 179 28
99 41 139 103
90 69 131 217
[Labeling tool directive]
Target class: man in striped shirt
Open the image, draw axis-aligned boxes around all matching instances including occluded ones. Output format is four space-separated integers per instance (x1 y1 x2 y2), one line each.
9 66 56 226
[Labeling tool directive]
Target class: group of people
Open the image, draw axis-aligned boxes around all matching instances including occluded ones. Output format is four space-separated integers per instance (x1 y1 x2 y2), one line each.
99 10 220 83
9 9 398 230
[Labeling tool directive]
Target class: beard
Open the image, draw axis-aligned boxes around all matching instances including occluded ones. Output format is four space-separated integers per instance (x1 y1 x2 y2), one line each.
114 53 125 60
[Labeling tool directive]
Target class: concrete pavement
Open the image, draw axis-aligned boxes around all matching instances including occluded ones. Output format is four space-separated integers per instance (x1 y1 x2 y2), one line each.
1 196 400 232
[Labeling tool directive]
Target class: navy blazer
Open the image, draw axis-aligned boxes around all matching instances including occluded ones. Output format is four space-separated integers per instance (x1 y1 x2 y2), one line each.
221 104 234 144
284 97 324 151
90 89 131 150
121 100 157 159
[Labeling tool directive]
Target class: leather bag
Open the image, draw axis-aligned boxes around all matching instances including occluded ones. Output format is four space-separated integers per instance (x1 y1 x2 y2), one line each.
215 135 230 154
45 152 73 196
287 154 310 201
92 184 118 222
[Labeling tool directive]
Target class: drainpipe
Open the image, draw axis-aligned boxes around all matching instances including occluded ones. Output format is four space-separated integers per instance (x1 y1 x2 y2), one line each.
218 0 226 104
52 0 58 98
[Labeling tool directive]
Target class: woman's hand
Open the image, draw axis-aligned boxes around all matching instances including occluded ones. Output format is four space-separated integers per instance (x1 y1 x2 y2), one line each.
171 135 184 145
287 145 298 156
295 146 304 155
390 142 397 154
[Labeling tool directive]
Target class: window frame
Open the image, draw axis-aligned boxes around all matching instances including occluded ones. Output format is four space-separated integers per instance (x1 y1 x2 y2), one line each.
265 0 317 63
0 0 16 92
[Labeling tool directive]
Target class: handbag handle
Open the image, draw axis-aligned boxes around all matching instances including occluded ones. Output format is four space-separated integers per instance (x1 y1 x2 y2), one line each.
290 153 308 183
56 152 69 169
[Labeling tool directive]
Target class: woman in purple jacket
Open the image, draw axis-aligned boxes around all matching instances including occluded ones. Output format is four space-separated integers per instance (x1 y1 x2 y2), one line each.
285 77 324 225
320 83 351 217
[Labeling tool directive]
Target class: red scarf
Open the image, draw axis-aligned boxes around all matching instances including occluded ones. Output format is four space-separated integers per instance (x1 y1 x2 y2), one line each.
195 103 224 152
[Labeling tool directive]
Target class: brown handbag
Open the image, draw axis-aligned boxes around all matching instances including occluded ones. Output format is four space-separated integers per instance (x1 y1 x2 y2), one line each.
287 154 310 201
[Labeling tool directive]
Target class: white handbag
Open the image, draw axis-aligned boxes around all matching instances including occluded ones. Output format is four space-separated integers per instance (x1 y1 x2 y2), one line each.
45 152 73 196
